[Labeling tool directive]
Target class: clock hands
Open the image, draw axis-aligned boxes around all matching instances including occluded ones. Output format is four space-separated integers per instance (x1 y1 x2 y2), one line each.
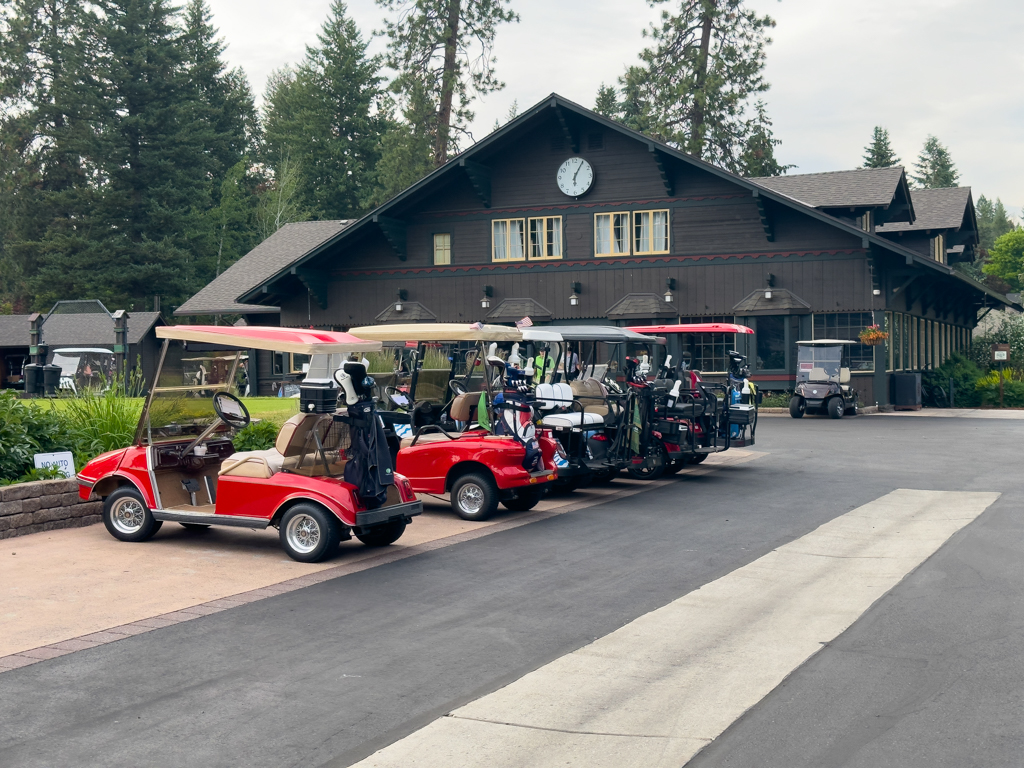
572 160 583 185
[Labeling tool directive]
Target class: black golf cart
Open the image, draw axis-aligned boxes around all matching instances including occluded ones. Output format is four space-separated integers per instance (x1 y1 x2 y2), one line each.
790 340 859 419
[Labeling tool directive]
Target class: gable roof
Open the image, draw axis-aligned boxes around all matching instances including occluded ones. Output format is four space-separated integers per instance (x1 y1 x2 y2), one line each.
375 301 437 323
0 315 31 348
43 311 164 347
877 187 975 235
176 220 353 316
229 93 1013 311
605 293 678 319
748 167 909 210
486 298 553 323
733 288 811 315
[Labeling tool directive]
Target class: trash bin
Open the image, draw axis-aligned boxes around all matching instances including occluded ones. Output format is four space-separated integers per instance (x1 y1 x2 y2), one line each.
42 364 62 396
893 372 922 410
23 363 42 396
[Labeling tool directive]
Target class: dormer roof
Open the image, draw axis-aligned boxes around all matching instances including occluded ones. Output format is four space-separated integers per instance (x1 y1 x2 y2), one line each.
748 167 914 224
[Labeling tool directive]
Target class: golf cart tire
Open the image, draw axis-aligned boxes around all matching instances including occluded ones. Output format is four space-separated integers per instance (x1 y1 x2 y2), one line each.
356 519 406 547
103 486 163 543
828 397 844 419
846 402 858 416
502 489 544 512
279 504 340 563
593 468 619 484
628 441 667 481
789 396 806 418
664 459 685 475
451 472 499 521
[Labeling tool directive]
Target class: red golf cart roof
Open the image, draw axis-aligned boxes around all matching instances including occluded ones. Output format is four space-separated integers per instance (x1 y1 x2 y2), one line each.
626 323 753 335
157 325 382 354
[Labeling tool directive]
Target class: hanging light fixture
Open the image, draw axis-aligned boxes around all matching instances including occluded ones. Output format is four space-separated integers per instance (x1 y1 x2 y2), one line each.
481 285 493 309
569 282 581 307
764 273 775 300
664 277 676 303
394 289 407 312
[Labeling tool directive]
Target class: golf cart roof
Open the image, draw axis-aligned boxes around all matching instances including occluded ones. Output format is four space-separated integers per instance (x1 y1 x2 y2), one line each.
543 325 659 343
626 323 754 335
795 339 857 346
157 325 382 354
348 323 562 343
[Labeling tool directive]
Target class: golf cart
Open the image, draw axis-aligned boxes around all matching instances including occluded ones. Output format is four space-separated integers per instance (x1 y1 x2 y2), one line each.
348 323 560 521
51 347 117 394
77 326 422 563
790 340 859 419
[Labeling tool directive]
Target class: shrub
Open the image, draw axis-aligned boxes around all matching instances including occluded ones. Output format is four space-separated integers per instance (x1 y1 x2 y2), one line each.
923 353 983 408
975 369 1024 407
759 390 793 408
59 385 144 460
232 420 279 452
0 391 80 483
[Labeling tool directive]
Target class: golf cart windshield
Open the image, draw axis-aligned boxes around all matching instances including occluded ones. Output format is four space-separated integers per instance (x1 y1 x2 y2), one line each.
797 345 843 383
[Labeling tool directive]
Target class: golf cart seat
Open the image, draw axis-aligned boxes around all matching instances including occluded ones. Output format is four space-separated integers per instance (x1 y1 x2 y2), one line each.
400 392 477 448
219 413 323 479
539 411 605 428
535 383 574 410
808 367 828 382
570 378 611 416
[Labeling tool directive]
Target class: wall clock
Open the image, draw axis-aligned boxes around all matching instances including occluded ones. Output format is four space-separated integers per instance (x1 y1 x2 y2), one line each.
556 157 594 197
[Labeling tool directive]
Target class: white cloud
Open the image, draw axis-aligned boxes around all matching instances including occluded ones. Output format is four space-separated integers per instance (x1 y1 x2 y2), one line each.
207 0 1024 214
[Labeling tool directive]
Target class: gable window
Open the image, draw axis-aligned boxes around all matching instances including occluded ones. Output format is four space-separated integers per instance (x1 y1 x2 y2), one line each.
595 212 630 256
529 216 562 259
634 210 670 254
492 219 525 262
433 233 451 265
931 234 946 263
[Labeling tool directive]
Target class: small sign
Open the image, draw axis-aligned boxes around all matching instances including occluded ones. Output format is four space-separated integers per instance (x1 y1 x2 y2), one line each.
992 343 1010 362
34 451 75 478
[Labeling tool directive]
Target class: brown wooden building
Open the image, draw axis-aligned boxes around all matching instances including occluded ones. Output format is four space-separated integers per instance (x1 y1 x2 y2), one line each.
177 94 1016 404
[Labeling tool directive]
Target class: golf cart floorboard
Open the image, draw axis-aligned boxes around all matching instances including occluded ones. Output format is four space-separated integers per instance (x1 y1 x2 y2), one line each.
151 509 270 529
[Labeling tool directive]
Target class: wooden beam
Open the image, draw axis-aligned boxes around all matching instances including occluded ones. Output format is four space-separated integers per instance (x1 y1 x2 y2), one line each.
293 267 329 310
373 215 407 261
553 105 579 153
459 159 491 208
649 145 674 197
750 189 774 242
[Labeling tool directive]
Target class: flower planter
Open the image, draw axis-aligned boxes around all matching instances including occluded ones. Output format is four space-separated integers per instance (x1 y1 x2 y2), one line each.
861 337 885 346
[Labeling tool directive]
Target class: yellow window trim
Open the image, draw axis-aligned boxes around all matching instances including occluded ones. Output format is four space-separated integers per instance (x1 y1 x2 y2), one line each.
594 211 631 258
433 232 451 265
633 209 671 255
491 218 526 263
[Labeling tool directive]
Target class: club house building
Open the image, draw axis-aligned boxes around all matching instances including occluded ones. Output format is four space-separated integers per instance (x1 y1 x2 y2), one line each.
177 94 1016 405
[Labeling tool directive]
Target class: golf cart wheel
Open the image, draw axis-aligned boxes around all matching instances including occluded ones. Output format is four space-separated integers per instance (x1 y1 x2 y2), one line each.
451 472 499 521
664 459 685 475
103 487 162 542
828 397 844 419
789 396 806 418
279 504 340 563
502 488 544 512
846 402 858 416
356 520 406 547
627 441 667 481
593 468 619 484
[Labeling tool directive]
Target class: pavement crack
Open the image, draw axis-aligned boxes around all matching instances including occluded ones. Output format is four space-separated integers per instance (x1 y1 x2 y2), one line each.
445 713 708 741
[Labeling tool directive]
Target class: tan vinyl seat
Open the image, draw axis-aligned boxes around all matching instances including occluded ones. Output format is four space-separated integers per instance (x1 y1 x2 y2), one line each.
219 413 323 479
570 378 610 417
400 392 479 449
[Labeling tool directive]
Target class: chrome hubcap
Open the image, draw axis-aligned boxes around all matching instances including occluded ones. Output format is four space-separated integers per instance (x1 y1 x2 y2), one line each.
286 514 321 554
457 484 485 515
111 497 145 534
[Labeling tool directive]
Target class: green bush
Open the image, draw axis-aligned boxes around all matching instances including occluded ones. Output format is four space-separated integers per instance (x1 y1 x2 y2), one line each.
924 353 983 408
759 390 793 408
0 391 80 483
232 420 279 452
59 384 144 460
975 369 1024 407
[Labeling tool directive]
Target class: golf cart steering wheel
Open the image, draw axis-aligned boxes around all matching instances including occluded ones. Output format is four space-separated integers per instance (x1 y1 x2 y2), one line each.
385 385 411 410
449 380 467 396
212 392 250 430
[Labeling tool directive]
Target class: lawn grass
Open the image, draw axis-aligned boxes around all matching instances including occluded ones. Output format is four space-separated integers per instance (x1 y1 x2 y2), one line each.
45 395 299 426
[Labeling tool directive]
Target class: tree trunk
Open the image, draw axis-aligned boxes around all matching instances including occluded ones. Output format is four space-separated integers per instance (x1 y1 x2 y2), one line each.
689 3 715 158
434 0 461 167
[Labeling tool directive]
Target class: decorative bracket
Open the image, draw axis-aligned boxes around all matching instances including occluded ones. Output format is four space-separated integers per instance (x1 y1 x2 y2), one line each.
293 267 329 310
459 159 491 208
751 189 774 242
649 145 674 196
373 215 407 261
552 103 579 153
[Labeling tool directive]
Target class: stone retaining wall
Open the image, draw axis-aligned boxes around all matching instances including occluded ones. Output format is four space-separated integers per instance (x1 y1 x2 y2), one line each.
0 479 102 540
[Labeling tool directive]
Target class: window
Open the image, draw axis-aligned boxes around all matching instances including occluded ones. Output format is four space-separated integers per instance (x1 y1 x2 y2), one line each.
273 352 285 376
903 315 911 370
492 219 525 262
433 233 451 265
594 212 630 256
892 313 902 370
678 315 736 373
932 234 946 263
528 216 562 259
813 312 874 371
634 210 670 254
859 211 873 232
756 315 786 370
290 353 311 374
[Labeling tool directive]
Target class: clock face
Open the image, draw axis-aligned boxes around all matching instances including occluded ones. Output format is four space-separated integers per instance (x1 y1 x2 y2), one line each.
556 157 594 197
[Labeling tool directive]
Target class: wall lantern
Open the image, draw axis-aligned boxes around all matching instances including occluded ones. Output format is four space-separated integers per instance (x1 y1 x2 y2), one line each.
764 273 775 300
481 285 493 309
395 288 408 312
873 288 881 296
664 277 676 303
569 282 581 307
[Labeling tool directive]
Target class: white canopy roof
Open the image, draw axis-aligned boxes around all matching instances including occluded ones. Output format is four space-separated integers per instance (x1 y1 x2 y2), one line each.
349 323 562 343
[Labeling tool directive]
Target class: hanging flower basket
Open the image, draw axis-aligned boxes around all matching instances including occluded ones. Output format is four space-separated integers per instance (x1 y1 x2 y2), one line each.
859 325 888 346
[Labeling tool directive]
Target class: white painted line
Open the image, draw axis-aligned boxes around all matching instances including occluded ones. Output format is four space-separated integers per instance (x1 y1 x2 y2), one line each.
350 489 999 768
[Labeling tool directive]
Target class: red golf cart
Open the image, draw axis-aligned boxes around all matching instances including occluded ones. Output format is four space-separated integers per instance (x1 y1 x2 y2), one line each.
77 326 422 562
349 324 559 521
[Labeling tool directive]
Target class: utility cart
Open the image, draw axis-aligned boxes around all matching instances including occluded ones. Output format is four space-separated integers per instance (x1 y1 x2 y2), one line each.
789 340 859 419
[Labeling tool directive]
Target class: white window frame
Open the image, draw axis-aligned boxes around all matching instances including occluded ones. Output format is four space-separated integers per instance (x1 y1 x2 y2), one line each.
633 209 670 255
528 216 563 260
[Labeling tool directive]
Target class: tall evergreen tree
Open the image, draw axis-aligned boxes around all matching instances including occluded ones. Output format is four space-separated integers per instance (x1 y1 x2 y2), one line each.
862 126 900 168
738 99 790 177
263 1 389 220
911 135 959 189
376 0 518 167
594 83 618 119
976 195 1015 255
625 0 776 171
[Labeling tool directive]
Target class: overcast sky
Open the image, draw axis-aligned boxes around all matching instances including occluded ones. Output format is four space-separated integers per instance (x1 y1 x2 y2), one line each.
208 0 1023 217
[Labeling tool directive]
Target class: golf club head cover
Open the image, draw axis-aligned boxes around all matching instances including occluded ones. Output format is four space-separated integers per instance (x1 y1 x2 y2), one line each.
335 369 359 406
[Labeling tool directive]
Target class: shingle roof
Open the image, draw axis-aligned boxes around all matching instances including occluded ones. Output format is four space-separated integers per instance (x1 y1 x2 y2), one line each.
732 288 811 315
605 293 677 319
175 220 353 315
375 301 438 323
486 298 553 322
0 312 163 349
748 167 907 209
877 187 973 233
0 315 31 347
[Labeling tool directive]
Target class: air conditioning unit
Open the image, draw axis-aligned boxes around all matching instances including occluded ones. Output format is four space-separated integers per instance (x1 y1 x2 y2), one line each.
893 373 921 410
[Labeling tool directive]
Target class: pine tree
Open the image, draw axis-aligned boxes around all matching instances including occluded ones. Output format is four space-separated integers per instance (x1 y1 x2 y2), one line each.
626 0 776 171
862 126 900 168
738 99 790 177
376 0 518 167
594 83 618 118
976 195 1015 255
911 135 959 189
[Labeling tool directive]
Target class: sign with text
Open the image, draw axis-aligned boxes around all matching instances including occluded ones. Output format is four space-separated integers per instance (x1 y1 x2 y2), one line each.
992 343 1010 363
33 451 75 479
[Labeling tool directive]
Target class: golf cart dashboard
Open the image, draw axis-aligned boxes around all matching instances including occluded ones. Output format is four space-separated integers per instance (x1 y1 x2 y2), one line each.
153 439 234 470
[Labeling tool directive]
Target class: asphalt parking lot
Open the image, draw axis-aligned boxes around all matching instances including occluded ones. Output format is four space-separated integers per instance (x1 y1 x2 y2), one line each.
0 413 1021 768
